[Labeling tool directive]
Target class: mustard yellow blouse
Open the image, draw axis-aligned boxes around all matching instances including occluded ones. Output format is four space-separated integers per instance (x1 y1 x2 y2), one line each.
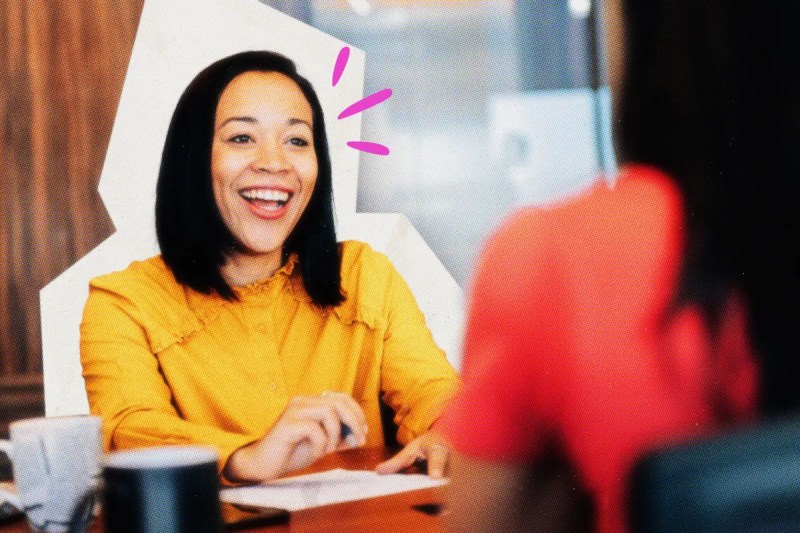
80 241 460 470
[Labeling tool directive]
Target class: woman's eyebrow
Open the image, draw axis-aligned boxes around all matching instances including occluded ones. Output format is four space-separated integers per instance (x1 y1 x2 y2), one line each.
218 116 257 129
217 117 311 129
288 118 312 129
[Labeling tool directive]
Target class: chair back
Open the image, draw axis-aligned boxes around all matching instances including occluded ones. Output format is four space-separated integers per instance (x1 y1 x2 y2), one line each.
629 413 800 532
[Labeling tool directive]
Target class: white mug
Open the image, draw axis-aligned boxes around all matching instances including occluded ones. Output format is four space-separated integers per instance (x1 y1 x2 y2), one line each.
0 415 102 532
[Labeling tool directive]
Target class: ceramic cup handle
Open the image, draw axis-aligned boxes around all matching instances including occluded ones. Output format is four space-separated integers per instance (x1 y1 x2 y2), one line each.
0 440 21 510
0 439 12 458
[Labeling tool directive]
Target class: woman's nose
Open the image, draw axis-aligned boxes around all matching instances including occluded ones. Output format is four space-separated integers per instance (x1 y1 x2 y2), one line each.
252 142 290 173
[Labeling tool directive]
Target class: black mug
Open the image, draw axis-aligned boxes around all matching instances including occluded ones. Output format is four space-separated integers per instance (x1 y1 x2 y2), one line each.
102 446 222 533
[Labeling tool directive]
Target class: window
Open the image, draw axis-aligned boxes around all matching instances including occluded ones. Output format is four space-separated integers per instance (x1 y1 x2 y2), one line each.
264 0 611 285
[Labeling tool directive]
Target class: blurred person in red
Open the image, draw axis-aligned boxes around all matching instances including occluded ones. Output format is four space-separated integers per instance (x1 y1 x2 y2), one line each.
443 1 800 531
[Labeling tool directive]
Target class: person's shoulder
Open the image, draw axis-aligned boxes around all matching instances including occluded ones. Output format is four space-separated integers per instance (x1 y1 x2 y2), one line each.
88 256 188 312
90 256 174 292
334 240 398 327
339 240 394 277
86 256 201 349
572 164 678 225
490 165 680 253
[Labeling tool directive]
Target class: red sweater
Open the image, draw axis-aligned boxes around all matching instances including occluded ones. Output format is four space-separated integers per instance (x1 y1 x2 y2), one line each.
444 165 758 532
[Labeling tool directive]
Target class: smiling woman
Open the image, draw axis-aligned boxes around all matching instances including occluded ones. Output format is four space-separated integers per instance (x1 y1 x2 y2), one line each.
79 51 460 484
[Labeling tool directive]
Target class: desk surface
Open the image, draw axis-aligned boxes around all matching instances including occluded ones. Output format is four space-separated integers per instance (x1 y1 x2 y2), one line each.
0 447 445 533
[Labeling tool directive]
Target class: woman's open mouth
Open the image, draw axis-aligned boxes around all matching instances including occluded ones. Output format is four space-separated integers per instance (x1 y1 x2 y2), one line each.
239 187 293 219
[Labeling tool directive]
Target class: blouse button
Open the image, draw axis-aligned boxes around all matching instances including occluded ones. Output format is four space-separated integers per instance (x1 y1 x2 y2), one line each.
269 382 278 391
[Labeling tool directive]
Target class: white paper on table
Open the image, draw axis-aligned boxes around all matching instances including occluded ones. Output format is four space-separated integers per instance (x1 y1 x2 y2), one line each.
220 469 448 511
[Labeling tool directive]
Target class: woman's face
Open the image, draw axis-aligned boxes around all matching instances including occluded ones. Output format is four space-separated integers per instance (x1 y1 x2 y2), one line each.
211 70 318 263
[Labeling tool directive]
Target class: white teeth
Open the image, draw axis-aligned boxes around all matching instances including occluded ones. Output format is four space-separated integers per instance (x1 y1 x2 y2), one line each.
240 189 291 202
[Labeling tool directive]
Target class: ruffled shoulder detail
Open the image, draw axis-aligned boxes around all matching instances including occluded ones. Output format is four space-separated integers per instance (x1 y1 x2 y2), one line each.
326 240 398 330
88 256 208 353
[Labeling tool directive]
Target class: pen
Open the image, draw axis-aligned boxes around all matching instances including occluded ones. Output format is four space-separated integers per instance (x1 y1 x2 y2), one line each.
340 422 357 447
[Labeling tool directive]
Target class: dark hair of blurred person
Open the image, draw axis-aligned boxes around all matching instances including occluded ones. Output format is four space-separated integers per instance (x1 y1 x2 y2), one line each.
618 1 800 414
443 1 800 531
156 50 343 306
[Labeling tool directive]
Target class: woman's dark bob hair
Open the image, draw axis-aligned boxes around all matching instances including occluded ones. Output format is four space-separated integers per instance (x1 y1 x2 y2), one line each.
156 50 344 306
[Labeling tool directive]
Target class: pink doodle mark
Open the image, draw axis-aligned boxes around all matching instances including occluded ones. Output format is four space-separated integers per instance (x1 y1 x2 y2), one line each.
331 45 392 156
337 88 393 120
332 46 350 87
347 141 390 156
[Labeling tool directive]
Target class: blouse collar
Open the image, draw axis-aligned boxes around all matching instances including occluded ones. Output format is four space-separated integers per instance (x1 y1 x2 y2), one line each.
185 253 310 321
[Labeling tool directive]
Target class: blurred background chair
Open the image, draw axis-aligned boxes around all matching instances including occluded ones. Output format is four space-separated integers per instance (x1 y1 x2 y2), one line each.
629 413 800 532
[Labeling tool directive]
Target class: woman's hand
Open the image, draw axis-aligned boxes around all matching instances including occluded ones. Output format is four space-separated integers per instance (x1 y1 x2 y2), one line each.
375 429 450 479
223 392 368 482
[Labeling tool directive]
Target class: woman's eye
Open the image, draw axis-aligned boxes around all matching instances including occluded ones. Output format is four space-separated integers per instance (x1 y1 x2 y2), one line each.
228 134 252 144
288 137 310 147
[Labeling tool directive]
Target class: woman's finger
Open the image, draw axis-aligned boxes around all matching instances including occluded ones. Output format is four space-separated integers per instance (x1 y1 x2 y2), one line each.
284 399 347 451
324 391 368 430
426 443 449 479
282 394 368 449
319 392 368 446
375 442 422 474
303 404 341 453
283 420 328 472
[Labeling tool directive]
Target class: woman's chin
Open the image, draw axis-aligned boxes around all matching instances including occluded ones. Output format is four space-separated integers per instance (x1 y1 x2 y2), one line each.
229 242 284 261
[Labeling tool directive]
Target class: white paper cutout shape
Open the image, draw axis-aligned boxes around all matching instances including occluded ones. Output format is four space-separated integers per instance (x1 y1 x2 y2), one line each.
40 0 463 416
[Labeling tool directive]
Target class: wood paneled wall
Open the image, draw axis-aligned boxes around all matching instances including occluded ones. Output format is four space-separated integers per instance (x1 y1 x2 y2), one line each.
0 1 144 433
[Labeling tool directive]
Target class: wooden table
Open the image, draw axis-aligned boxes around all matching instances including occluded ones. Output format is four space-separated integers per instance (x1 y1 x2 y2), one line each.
0 447 446 532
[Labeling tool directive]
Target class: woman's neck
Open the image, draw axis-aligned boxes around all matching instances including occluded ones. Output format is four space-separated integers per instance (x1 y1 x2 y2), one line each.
220 249 283 287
